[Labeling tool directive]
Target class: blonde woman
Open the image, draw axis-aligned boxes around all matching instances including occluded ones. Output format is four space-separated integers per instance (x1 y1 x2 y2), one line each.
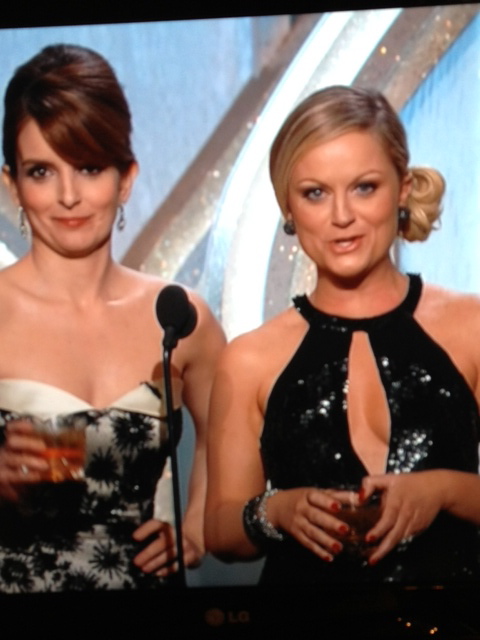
206 86 480 585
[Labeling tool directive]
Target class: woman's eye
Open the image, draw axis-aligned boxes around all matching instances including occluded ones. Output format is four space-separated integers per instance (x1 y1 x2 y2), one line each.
304 187 324 201
356 182 376 195
80 166 102 175
26 165 50 179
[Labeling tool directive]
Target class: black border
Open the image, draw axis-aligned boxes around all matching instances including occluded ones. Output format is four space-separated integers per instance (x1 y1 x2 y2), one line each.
2 2 480 638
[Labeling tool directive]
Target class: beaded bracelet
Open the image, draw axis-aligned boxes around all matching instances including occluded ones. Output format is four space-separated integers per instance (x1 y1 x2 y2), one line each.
243 488 285 548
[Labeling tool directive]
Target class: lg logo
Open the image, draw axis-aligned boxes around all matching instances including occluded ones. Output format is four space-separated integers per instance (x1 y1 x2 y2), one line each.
204 608 250 627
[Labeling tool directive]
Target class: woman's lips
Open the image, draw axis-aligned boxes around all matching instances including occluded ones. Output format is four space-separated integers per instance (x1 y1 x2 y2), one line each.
53 216 91 228
330 236 361 253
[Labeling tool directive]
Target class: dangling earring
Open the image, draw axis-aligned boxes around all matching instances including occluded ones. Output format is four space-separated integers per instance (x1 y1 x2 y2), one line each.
18 206 28 238
283 216 296 236
398 206 410 234
117 205 126 231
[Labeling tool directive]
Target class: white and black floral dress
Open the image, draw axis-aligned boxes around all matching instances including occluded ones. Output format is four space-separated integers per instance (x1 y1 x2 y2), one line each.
0 379 177 592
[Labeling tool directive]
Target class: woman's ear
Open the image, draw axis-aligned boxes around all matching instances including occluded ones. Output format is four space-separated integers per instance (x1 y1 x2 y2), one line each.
1 165 20 206
119 162 139 203
399 170 413 206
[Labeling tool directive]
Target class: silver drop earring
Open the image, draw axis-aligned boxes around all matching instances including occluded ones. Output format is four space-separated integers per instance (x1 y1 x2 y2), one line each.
18 206 28 238
117 205 126 231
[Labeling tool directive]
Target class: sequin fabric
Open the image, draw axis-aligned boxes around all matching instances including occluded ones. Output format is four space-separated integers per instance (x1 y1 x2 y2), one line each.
260 275 480 585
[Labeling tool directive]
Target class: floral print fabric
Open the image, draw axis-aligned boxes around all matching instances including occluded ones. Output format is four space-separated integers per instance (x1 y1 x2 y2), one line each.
0 380 176 592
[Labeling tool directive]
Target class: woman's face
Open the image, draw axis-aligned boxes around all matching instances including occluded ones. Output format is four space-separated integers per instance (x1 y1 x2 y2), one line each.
287 129 411 283
3 118 137 258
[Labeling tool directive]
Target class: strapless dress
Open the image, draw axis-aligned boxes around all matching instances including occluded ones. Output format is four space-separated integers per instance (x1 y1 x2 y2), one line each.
0 379 177 592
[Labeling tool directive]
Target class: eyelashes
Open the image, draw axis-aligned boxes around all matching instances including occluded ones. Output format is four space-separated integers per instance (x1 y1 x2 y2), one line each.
26 164 50 179
24 164 104 180
355 181 378 195
302 187 324 201
301 181 379 201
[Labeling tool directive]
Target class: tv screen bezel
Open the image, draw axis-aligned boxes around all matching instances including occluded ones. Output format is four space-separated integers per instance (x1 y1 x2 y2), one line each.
1 1 480 637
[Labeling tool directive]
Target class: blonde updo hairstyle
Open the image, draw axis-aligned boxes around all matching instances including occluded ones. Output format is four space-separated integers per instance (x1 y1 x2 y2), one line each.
269 86 445 242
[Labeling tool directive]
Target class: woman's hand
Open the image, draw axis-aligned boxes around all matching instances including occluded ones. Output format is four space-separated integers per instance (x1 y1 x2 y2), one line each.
268 487 352 562
0 420 48 501
361 471 446 564
132 519 203 577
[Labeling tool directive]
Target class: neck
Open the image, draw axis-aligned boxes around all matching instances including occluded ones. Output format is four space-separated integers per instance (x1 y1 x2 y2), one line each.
20 242 122 307
310 263 408 318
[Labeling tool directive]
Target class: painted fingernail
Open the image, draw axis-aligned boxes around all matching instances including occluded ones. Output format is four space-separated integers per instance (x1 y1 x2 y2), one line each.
368 557 378 566
359 488 366 502
366 534 377 543
338 524 349 535
330 502 340 512
331 542 341 554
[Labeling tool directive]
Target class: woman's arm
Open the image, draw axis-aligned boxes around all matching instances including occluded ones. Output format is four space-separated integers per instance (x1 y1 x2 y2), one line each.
204 335 266 560
205 333 349 562
178 294 226 563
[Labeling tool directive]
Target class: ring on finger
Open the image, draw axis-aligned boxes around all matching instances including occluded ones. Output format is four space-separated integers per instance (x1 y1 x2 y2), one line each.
20 464 29 476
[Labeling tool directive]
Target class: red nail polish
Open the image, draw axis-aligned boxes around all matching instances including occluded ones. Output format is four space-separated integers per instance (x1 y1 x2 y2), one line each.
359 488 366 502
331 542 341 554
330 502 340 512
366 534 376 543
369 557 378 566
338 524 349 535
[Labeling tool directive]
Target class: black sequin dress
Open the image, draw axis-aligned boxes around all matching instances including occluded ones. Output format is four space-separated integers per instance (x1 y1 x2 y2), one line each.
260 275 480 585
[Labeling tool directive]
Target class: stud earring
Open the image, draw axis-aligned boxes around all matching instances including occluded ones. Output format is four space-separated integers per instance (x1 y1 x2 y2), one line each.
283 217 296 236
117 205 126 231
398 206 410 233
18 206 28 238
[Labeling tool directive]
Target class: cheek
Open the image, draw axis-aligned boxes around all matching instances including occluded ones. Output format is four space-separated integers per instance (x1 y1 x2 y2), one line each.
90 177 122 208
289 198 325 228
17 184 53 211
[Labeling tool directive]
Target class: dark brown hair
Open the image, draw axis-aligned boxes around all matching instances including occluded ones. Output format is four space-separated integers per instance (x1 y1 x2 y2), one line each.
3 44 136 177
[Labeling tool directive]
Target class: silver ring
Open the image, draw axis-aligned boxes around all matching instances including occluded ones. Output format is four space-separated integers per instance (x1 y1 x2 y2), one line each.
20 464 29 476
400 535 414 545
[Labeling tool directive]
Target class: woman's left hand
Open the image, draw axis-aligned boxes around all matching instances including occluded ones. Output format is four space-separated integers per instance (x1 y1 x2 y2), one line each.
361 471 446 565
132 519 203 577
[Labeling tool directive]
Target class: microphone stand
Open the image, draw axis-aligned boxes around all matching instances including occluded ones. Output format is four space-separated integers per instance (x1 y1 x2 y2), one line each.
162 335 186 587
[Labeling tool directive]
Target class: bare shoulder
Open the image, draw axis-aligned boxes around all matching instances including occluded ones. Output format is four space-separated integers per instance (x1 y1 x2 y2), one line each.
120 267 213 312
417 282 480 392
418 282 480 326
0 261 32 311
219 306 306 371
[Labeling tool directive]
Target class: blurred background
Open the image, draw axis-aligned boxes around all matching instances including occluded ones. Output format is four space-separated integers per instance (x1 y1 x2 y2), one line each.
0 3 479 586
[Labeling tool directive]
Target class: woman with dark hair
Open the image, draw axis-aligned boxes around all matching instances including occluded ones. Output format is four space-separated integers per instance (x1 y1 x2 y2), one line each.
205 86 480 585
0 44 225 592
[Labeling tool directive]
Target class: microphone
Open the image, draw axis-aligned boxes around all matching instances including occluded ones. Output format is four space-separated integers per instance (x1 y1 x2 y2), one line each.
155 285 198 350
154 284 197 586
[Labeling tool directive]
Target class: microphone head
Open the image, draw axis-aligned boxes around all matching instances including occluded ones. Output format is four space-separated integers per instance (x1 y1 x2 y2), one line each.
155 285 198 348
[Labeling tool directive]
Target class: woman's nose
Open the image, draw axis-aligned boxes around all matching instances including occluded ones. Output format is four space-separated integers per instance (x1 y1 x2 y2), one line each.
58 171 81 209
331 195 354 227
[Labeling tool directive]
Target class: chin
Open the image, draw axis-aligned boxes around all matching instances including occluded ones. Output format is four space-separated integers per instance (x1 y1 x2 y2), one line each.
322 261 381 288
47 234 112 258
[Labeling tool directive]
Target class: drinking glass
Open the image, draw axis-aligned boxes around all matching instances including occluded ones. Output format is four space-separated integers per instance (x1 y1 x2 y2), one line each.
28 414 87 482
337 490 382 559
